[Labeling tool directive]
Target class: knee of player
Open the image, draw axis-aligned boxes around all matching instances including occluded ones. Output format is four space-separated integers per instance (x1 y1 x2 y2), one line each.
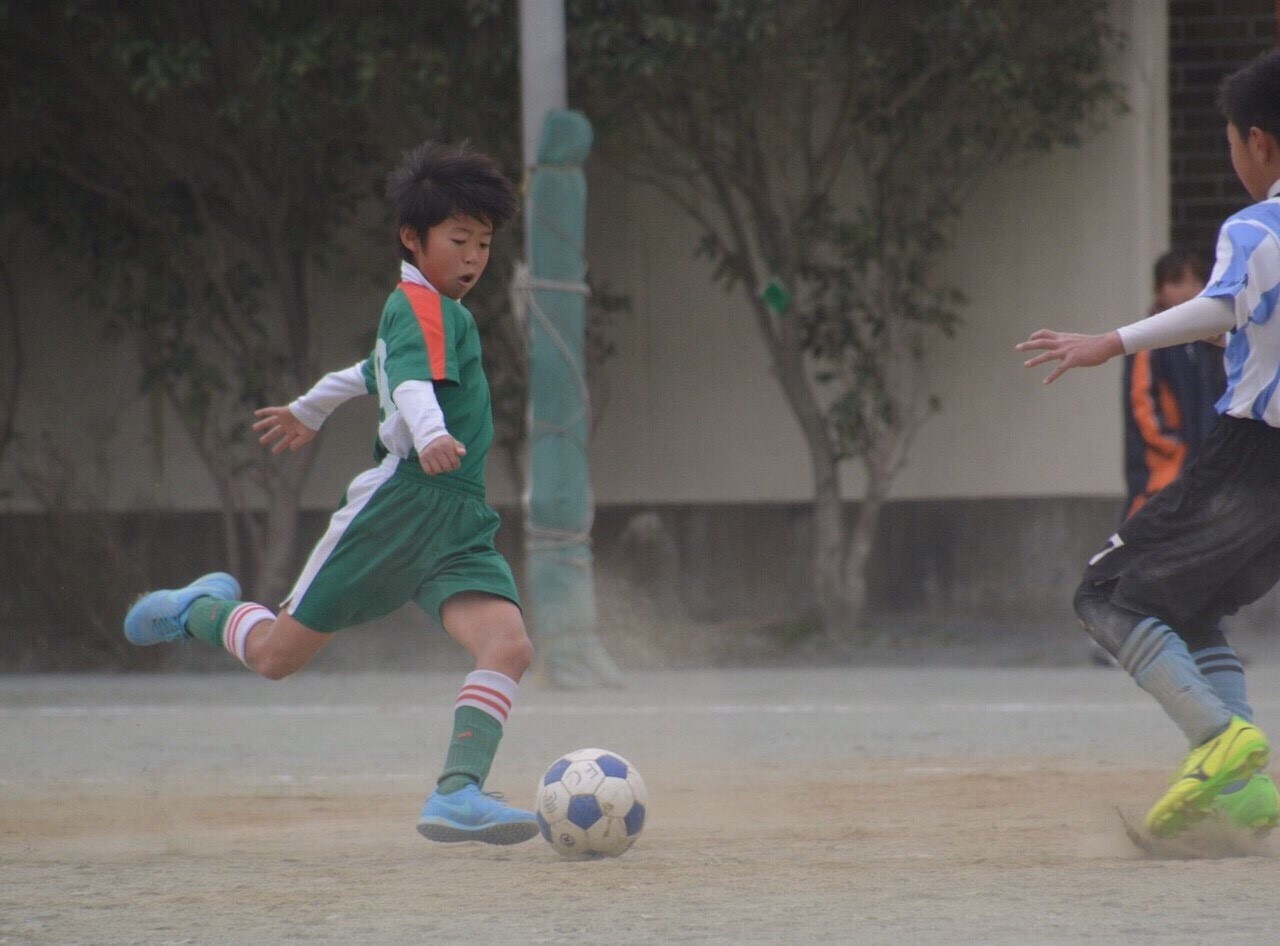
1071 577 1146 657
1072 578 1109 625
483 624 533 675
503 631 535 673
1071 580 1092 622
1072 580 1110 645
251 649 309 681
254 661 294 682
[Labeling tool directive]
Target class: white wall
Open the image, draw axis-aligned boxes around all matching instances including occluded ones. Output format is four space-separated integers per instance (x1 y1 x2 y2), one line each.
0 251 384 513
0 0 1168 513
586 0 1169 504
907 0 1170 500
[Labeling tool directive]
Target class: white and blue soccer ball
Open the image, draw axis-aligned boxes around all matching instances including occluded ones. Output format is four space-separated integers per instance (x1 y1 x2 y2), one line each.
536 747 648 859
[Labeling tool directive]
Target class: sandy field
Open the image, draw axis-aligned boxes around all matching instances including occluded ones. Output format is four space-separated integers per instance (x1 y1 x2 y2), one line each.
3 665 1279 945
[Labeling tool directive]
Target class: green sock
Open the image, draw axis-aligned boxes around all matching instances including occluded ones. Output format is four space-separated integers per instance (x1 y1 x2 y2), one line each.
184 598 242 648
437 705 503 794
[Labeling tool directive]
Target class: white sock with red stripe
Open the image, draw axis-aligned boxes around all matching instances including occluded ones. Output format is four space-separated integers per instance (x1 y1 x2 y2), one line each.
456 669 518 724
221 604 275 667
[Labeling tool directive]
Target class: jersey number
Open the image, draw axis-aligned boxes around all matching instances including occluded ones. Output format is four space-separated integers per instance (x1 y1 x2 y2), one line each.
373 339 395 419
1088 533 1125 567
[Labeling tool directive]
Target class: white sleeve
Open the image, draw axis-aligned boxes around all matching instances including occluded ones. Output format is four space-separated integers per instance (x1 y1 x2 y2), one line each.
288 363 368 431
1117 295 1236 354
392 380 450 451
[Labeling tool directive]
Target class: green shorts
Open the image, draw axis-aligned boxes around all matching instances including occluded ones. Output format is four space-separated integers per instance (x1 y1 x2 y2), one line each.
284 457 520 632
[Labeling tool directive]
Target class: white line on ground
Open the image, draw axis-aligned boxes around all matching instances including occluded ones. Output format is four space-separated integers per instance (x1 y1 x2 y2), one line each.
0 764 1078 787
0 701 1159 719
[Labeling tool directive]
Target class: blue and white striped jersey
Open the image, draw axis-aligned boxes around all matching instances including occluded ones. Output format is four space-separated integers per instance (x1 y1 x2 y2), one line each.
1205 185 1280 426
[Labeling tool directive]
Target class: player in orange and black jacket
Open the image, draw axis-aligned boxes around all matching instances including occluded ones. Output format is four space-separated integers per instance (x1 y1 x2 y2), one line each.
1122 250 1224 519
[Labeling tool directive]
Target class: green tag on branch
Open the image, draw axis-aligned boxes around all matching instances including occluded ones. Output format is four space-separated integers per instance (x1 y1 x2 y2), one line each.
761 278 791 316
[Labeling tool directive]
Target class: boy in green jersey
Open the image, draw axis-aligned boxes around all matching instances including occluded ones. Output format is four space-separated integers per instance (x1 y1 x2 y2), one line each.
126 141 538 845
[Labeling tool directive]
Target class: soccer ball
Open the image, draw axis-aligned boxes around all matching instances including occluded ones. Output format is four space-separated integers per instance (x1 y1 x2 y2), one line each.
535 748 647 859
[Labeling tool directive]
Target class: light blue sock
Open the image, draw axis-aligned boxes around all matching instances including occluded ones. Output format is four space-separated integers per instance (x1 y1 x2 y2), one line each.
1192 646 1252 722
1193 647 1257 793
1117 618 1232 746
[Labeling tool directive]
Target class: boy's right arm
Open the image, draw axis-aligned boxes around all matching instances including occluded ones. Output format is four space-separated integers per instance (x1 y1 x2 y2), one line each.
254 405 317 454
1016 330 1125 385
284 362 370 429
1018 295 1235 385
253 362 369 454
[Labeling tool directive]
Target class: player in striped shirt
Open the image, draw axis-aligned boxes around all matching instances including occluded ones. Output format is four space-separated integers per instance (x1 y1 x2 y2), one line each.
125 142 540 845
1017 50 1280 841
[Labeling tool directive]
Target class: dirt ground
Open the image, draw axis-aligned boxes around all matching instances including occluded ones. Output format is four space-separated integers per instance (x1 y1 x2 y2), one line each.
3 665 1279 945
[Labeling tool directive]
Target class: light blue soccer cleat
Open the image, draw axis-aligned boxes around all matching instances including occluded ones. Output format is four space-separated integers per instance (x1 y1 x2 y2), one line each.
123 572 241 646
416 784 539 845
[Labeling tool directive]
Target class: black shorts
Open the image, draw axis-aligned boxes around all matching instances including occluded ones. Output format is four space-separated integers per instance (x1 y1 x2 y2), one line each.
1081 415 1280 635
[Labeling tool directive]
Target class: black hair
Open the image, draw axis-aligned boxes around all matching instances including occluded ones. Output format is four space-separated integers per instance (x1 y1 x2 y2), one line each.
386 141 518 262
1217 49 1280 141
1153 248 1209 291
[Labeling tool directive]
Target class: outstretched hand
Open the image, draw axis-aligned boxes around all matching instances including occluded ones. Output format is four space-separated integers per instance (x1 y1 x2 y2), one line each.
254 406 317 454
1015 329 1125 385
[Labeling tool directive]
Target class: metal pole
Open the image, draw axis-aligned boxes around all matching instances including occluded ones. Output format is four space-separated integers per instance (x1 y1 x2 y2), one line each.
517 1 621 687
519 1 567 170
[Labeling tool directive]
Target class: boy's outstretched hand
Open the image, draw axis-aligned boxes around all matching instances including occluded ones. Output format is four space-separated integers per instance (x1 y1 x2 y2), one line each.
418 434 467 475
1016 329 1125 385
254 406 317 454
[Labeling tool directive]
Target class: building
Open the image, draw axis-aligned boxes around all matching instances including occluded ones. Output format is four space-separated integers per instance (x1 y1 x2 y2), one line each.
2 2 1276 665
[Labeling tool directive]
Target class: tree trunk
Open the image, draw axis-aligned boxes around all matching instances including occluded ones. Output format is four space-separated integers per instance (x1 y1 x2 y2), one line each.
256 460 306 604
812 454 860 639
193 407 312 607
839 488 883 640
760 315 868 640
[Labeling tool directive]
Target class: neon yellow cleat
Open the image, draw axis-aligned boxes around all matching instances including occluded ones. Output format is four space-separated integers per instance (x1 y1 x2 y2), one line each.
1212 772 1280 835
1144 716 1270 838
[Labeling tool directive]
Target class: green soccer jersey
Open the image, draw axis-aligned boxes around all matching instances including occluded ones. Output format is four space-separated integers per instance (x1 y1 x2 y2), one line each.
363 281 494 493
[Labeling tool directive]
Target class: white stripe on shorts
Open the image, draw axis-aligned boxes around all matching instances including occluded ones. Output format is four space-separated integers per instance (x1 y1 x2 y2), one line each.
280 455 399 617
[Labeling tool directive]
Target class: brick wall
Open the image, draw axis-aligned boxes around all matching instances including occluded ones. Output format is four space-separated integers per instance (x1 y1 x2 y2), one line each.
1169 1 1278 257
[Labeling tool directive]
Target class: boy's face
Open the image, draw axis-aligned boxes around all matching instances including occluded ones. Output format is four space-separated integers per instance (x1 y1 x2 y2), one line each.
1227 122 1279 202
400 213 493 299
1154 269 1204 311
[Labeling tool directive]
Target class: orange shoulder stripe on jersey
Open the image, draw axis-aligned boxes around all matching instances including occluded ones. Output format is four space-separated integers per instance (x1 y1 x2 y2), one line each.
398 282 448 380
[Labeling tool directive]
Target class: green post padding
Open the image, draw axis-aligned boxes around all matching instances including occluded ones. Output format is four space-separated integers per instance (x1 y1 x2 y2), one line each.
524 109 621 688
